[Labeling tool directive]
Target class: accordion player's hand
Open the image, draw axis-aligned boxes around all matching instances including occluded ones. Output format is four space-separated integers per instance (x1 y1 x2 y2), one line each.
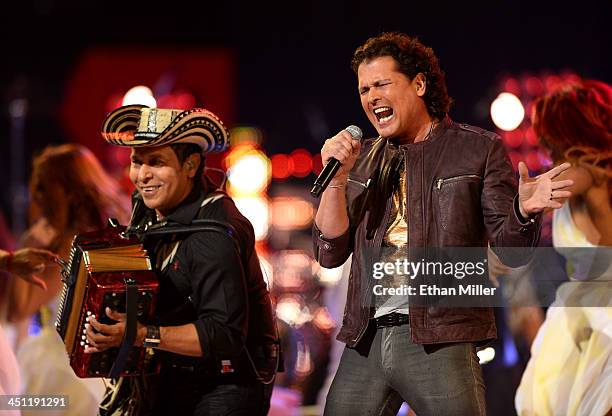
84 307 146 353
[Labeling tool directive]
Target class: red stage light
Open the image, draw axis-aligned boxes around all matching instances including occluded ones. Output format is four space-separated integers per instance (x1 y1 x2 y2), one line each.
544 75 562 92
503 78 521 96
523 100 534 121
312 153 323 175
502 130 523 148
156 91 196 109
525 151 542 171
60 48 235 171
524 76 544 97
290 149 313 178
561 71 581 84
525 127 539 147
271 154 292 180
105 93 124 112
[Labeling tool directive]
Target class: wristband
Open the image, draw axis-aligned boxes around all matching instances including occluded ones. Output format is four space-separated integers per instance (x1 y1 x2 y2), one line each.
143 325 161 348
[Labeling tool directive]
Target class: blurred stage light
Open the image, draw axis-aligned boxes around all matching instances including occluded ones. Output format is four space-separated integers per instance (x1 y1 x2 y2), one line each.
544 75 562 91
524 76 544 97
312 153 323 175
122 85 157 107
270 197 314 230
312 307 335 333
295 339 313 377
560 72 581 85
477 347 496 364
259 255 273 290
525 127 539 146
227 148 271 195
272 250 315 289
523 100 535 123
290 149 313 178
490 92 524 131
503 77 521 96
502 130 523 148
271 154 292 180
230 126 264 146
276 295 312 327
525 150 542 170
276 296 303 326
156 91 196 109
316 263 345 285
234 196 270 240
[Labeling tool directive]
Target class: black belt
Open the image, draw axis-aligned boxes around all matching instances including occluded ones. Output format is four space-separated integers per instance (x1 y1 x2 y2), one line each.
374 312 410 328
162 342 280 374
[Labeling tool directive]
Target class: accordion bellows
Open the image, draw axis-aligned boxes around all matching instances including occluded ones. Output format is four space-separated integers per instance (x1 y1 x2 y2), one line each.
56 225 159 378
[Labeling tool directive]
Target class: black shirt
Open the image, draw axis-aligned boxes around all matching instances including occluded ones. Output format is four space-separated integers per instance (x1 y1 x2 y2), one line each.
130 181 277 370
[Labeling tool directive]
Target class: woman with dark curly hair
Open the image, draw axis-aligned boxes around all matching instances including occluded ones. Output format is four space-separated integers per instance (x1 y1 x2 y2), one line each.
516 79 611 416
314 32 573 416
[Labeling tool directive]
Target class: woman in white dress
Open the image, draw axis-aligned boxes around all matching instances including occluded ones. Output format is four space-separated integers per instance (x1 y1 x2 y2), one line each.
515 79 612 416
0 247 57 416
5 144 130 416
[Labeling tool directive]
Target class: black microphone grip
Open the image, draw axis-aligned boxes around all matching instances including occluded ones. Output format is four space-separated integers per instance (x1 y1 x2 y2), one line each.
310 125 363 198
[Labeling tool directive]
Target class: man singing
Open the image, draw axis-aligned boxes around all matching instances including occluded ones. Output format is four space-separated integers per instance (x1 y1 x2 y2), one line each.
313 32 573 415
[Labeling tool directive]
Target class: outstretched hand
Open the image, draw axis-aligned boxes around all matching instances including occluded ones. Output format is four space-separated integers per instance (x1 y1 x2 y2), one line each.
9 248 58 290
518 162 574 217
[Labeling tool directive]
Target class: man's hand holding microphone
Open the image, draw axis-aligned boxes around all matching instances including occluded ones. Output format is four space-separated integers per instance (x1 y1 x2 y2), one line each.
312 126 362 240
311 125 362 197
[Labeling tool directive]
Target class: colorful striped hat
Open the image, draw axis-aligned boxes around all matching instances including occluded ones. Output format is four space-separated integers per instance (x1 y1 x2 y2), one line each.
101 105 229 153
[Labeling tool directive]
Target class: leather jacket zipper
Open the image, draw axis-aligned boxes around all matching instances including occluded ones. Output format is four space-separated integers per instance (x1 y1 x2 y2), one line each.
354 175 392 343
347 177 371 189
435 174 482 189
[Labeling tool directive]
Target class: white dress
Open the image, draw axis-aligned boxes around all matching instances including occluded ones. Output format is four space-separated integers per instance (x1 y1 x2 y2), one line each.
0 324 21 416
515 202 612 416
15 297 105 416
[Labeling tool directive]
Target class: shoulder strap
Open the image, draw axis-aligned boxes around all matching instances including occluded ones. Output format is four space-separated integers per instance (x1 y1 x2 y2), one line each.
138 192 240 303
142 191 240 254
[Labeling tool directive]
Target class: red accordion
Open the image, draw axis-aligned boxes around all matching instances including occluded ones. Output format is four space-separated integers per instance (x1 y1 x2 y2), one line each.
55 224 160 378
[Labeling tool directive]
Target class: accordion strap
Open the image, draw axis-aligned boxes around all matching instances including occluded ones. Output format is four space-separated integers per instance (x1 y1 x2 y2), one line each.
142 219 240 255
109 277 138 378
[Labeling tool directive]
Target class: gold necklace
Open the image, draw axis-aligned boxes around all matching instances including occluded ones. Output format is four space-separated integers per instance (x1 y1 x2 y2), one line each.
423 120 436 141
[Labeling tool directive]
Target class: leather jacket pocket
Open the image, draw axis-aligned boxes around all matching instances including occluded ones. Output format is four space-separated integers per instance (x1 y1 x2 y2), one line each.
433 174 483 242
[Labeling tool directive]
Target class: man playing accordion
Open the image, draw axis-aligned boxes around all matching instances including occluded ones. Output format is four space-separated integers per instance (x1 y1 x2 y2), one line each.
85 105 279 415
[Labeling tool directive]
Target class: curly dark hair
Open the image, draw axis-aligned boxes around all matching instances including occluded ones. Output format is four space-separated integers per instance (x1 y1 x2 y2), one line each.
351 32 452 119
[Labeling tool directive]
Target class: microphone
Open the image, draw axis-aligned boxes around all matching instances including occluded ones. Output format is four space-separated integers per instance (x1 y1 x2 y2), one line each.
310 125 363 198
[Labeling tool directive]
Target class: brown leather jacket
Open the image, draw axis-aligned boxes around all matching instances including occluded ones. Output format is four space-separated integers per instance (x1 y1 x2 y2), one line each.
313 117 541 347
